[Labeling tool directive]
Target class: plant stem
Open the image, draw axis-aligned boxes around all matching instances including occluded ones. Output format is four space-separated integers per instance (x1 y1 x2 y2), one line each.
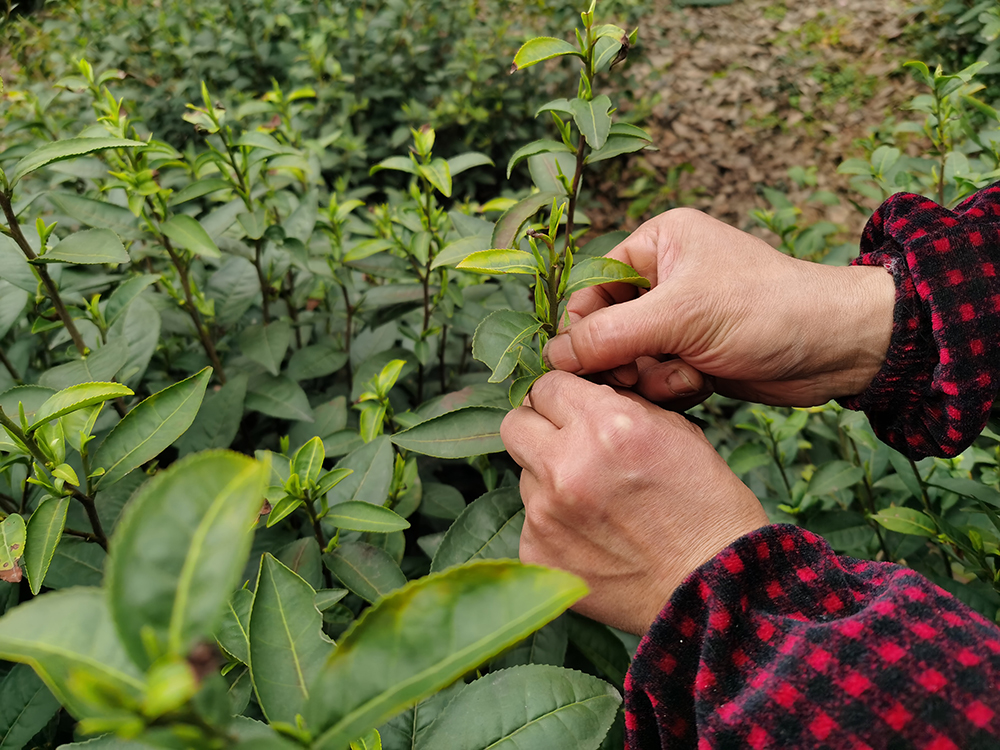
908 455 953 579
0 348 21 384
563 133 587 255
253 239 271 324
849 438 892 561
0 192 89 355
303 497 334 588
338 283 353 390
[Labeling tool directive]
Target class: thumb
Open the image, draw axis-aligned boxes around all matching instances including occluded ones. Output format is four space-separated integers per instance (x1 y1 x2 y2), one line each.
542 291 671 374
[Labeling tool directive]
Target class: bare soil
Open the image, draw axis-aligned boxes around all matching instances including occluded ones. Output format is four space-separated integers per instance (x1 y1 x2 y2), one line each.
595 0 922 244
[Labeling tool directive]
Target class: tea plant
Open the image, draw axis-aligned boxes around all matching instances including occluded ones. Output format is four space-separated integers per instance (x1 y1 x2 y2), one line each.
0 2 646 747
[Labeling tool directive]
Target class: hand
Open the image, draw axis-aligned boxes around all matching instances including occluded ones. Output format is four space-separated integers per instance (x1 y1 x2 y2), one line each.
544 208 896 407
501 371 769 635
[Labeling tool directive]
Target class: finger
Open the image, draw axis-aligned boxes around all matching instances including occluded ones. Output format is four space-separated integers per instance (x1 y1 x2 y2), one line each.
562 230 662 322
500 405 558 474
633 358 710 402
597 361 639 388
543 290 675 375
528 370 615 428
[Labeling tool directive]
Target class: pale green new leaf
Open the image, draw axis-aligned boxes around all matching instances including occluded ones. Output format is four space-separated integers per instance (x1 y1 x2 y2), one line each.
369 156 417 176
159 215 221 259
564 257 650 297
472 310 543 383
304 561 587 748
10 137 144 185
429 235 489 271
42 229 129 265
94 368 212 488
871 507 937 538
390 406 506 458
28 382 132 432
418 159 452 198
416 665 620 750
457 249 539 276
292 436 325 485
326 502 410 533
248 554 333 725
23 496 69 595
510 37 583 72
447 152 493 177
105 450 268 668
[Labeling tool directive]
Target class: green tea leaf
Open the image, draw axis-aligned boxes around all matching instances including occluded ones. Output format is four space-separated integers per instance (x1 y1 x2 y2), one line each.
457 249 539 276
417 159 452 197
871 507 937 538
325 542 406 604
169 178 232 205
584 136 651 164
472 310 543 383
175 373 248 457
390 406 507 458
246 374 314 422
216 588 253 665
491 191 565 249
39 340 129 391
305 561 587 748
327 437 394 507
510 37 583 72
105 274 161 326
563 257 650 297
106 450 268 668
266 496 304 528
237 209 266 240
431 487 524 572
0 515 24 582
928 476 1000 508
417 665 620 750
0 588 144 720
41 229 129 265
248 554 333 725
351 729 383 750
326 502 410 533
429 235 490 271
23 495 69 595
28 382 132 432
447 152 494 177
47 192 142 239
566 612 630 690
240 321 292 377
0 663 61 749
159 215 221 259
11 137 144 185
806 460 866 497
507 139 573 178
292 436 325 485
369 156 417 176
570 95 613 150
94 368 212 488
287 344 348 381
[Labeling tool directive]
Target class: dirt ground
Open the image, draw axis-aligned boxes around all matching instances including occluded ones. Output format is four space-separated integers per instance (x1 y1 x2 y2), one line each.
596 0 922 244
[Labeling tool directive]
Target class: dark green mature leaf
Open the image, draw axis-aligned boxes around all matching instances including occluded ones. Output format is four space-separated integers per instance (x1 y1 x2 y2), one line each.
39 338 128 390
42 228 129 266
378 682 465 750
430 235 490 271
0 235 40 294
806 461 866 497
246 374 314 422
28 382 132 432
472 310 543 383
248 554 333 725
169 178 231 206
325 542 406 604
108 295 159 387
240 321 292 376
491 191 565 249
0 663 60 749
0 588 144 720
287 344 348 381
418 159 452 197
510 37 583 72
43 537 105 589
564 257 649 297
585 136 652 164
94 367 212 488
391 407 506 458
305 561 588 748
431 487 524 572
237 209 266 240
726 443 772 476
23 495 69 595
872 507 937 538
928 476 1000 508
327 437 395 507
47 192 142 239
104 274 160 326
420 483 466 520
457 249 539 276
571 96 613 151
159 215 221 259
0 281 27 340
208 256 260 326
417 665 620 750
326 502 410 533
106 451 268 668
10 137 144 185
566 613 630 690
216 588 253 665
507 139 573 178
175 373 247 456
277 537 324 591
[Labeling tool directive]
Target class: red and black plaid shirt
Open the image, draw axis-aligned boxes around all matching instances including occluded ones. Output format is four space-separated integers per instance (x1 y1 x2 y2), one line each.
625 186 1000 749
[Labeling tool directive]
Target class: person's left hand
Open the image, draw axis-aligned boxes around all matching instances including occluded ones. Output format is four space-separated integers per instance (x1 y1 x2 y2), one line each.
501 371 769 635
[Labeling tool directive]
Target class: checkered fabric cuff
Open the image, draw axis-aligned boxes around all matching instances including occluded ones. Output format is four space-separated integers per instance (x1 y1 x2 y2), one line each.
624 524 1000 749
839 184 1000 458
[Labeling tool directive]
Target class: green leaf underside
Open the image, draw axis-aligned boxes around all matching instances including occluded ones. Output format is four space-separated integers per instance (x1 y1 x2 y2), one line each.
431 487 524 572
511 37 583 72
473 311 543 383
492 191 566 250
457 249 538 276
159 215 221 259
106 451 268 669
94 368 212 488
24 496 70 595
416 665 621 750
325 542 406 604
0 588 144 719
11 137 144 184
249 554 332 725
326 502 410 533
871 507 937 537
564 257 650 297
216 588 253 665
390 406 507 458
304 561 587 748
570 95 613 151
43 229 130 265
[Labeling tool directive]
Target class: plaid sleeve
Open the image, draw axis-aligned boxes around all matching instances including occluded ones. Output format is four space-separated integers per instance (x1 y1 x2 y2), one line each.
838 183 1000 459
625 524 1000 750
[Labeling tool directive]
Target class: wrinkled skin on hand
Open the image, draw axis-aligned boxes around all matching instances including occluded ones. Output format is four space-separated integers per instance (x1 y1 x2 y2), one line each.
501 371 769 635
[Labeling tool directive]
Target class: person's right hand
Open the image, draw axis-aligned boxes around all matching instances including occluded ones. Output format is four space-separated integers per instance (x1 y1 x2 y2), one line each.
544 208 897 407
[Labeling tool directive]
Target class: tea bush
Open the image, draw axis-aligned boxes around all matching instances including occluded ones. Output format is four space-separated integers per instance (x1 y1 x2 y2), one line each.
0 2 651 747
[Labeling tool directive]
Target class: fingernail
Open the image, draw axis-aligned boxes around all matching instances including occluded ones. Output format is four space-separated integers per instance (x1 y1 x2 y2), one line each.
667 368 697 396
542 334 581 373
